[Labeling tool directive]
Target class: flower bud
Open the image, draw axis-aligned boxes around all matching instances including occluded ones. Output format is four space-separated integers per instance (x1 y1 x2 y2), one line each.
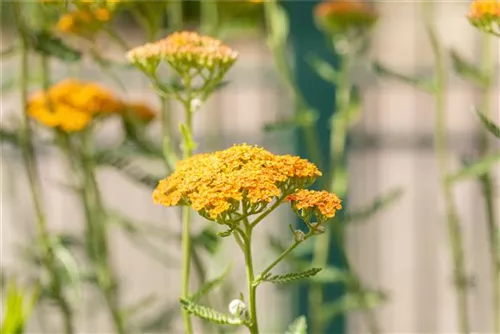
228 299 247 318
310 223 325 235
293 230 306 243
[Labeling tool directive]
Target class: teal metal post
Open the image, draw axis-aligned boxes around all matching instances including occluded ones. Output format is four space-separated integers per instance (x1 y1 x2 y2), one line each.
281 1 345 333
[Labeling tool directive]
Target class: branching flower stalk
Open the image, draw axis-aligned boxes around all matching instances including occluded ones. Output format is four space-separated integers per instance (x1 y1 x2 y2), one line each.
153 144 342 334
13 3 75 333
423 3 470 333
127 31 238 334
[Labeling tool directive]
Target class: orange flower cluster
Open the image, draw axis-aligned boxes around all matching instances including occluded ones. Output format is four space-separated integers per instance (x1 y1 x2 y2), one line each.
153 144 321 221
27 79 156 132
28 79 122 132
287 189 342 220
468 0 500 36
314 0 378 36
127 31 238 79
57 7 112 37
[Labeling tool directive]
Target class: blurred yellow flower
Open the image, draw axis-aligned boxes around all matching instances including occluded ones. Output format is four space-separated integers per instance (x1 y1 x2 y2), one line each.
314 0 378 36
468 0 500 36
153 144 321 221
287 189 342 220
127 31 238 80
56 7 112 37
28 79 123 132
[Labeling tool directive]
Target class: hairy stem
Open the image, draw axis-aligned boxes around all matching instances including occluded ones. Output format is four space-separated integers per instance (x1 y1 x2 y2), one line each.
423 3 470 333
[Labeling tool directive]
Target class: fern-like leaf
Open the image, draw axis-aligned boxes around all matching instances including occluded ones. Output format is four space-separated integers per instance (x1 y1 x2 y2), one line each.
179 298 243 326
190 265 232 301
476 108 500 139
262 268 322 285
285 316 307 334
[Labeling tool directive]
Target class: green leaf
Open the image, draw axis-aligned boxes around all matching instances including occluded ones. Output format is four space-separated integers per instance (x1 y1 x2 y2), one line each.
0 280 39 334
29 31 81 62
447 152 500 183
308 54 338 84
450 49 489 87
285 315 307 334
309 266 354 285
264 1 289 48
162 135 178 171
476 109 500 139
342 187 404 224
95 151 160 189
321 290 387 321
372 62 435 93
179 298 244 326
193 226 222 255
0 127 20 146
52 237 82 301
261 268 322 285
190 264 232 301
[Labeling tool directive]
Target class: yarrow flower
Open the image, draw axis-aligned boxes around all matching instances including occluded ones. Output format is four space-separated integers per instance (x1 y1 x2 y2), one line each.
28 79 123 132
468 0 500 36
153 144 321 222
314 0 378 37
127 31 238 90
287 189 342 222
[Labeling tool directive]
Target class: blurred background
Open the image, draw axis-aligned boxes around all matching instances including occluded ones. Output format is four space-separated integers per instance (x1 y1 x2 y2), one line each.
1 1 499 333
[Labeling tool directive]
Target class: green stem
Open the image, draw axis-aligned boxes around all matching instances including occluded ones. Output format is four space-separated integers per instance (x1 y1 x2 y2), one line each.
242 225 259 334
309 53 351 334
200 0 219 36
180 91 194 334
263 0 324 171
78 128 126 334
167 1 184 31
478 33 500 334
14 4 74 332
423 3 470 333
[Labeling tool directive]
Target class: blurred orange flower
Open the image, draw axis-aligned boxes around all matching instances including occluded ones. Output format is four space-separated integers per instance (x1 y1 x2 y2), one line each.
56 6 114 37
287 189 342 220
28 79 123 132
314 0 378 36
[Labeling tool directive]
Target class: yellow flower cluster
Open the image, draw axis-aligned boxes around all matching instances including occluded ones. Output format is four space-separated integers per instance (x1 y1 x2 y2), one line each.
28 79 123 132
468 0 500 36
153 144 321 221
287 189 342 220
127 31 238 78
57 8 111 36
314 0 378 36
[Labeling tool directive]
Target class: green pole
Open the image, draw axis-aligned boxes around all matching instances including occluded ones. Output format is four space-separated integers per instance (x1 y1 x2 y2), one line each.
281 1 345 333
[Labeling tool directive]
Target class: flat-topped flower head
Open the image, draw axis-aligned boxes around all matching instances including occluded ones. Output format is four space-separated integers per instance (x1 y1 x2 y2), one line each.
315 0 378 37
28 79 123 132
127 31 238 87
153 144 321 222
287 189 342 222
468 0 500 36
